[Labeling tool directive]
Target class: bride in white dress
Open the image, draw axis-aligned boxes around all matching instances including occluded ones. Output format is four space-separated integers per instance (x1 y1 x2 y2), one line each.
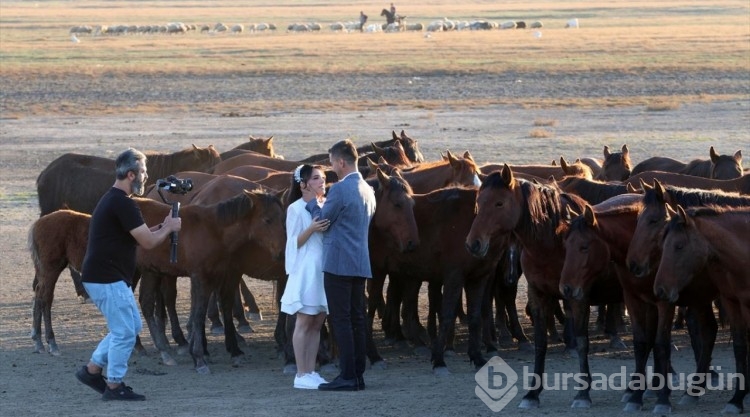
280 164 331 389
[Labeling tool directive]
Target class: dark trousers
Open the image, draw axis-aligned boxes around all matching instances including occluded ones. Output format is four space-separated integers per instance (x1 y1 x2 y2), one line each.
324 272 367 380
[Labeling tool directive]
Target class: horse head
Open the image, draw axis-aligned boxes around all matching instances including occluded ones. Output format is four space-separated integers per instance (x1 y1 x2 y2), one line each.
560 205 611 301
626 179 667 278
371 168 420 253
709 147 742 180
598 144 632 181
653 205 705 302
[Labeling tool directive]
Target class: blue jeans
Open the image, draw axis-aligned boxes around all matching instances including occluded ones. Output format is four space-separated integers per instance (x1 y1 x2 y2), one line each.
83 281 142 384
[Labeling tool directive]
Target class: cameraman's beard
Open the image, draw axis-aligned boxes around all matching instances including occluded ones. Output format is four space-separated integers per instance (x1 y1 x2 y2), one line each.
131 178 145 196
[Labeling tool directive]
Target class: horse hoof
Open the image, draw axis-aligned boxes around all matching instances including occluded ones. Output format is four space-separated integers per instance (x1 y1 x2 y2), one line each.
433 366 451 377
231 356 243 367
652 404 672 414
78 295 90 304
160 352 178 366
319 363 338 374
283 363 297 375
623 402 642 412
643 389 657 400
413 346 430 357
518 398 539 409
48 348 61 357
210 326 224 335
609 338 628 350
369 360 387 371
621 392 633 403
195 365 211 375
246 312 263 321
444 349 456 358
722 403 742 414
176 345 189 356
571 399 591 408
236 324 254 334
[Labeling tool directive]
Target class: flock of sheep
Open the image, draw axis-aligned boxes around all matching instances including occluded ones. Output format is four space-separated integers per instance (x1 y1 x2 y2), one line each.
69 17 576 36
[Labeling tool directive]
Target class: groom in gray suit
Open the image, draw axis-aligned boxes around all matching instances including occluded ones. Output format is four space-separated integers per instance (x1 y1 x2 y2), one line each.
306 139 376 391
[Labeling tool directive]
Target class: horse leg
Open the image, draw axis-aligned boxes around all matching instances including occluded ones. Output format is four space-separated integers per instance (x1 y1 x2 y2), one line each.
518 286 552 409
138 271 177 365
604 302 627 349
427 279 442 342
161 276 188 353
673 306 687 330
218 274 245 366
570 298 593 408
504 283 531 350
382 275 406 343
621 292 656 411
721 298 748 414
401 279 428 350
206 291 223 335
432 273 462 375
562 300 576 354
273 276 288 354
239 278 262 321
480 277 498 356
679 301 718 405
465 275 491 368
189 275 211 374
367 269 386 326
233 284 253 334
651 301 676 414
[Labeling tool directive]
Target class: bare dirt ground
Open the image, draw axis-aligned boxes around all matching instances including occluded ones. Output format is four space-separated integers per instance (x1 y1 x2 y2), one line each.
1 69 749 416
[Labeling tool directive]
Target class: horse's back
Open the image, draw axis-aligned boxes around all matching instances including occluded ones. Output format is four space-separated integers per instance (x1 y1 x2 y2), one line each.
631 156 685 176
37 153 114 215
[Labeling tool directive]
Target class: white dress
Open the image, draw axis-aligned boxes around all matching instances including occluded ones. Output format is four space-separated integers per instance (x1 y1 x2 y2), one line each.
280 198 328 315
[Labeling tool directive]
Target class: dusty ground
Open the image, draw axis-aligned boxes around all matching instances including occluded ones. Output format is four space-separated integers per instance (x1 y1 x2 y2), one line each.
1 67 749 417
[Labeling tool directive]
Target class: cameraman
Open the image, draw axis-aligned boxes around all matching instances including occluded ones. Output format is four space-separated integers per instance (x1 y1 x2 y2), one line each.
76 148 181 401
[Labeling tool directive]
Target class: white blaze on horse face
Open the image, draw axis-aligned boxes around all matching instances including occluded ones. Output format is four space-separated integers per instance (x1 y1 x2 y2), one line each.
473 173 482 188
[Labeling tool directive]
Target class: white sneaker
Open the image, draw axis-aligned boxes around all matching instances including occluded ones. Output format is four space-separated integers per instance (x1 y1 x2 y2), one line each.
309 372 328 385
293 373 321 390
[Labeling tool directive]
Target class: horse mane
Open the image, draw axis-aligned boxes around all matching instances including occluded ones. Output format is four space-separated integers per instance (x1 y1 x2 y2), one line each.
424 185 476 203
646 185 750 208
367 173 413 196
215 189 279 226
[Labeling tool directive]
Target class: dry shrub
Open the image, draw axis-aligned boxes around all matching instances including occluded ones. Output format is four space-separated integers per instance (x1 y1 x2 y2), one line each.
646 101 681 112
528 128 553 138
533 118 558 127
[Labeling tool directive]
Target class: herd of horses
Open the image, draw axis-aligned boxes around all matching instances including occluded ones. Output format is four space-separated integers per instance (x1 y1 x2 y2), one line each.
27 131 748 412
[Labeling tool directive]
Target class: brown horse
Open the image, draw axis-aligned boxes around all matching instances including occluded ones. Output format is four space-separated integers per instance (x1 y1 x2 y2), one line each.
560 196 719 412
626 180 750 279
466 165 628 409
301 130 425 165
597 144 632 181
396 150 481 193
481 157 594 181
219 135 276 160
370 185 503 374
210 151 300 174
29 210 90 356
630 146 743 180
134 191 286 373
654 205 750 414
370 140 412 168
625 170 750 194
555 176 638 205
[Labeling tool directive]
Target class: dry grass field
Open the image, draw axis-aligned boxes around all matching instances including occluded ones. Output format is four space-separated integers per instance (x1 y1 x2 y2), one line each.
0 1 749 416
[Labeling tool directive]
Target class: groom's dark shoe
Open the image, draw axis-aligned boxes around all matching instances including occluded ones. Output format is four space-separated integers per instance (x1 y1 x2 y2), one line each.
318 375 358 391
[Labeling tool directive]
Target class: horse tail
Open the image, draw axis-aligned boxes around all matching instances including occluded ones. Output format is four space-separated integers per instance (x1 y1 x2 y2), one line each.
27 220 42 291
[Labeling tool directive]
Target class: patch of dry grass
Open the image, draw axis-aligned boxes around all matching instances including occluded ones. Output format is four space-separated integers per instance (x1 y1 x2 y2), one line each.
528 128 554 138
646 100 682 111
533 118 558 127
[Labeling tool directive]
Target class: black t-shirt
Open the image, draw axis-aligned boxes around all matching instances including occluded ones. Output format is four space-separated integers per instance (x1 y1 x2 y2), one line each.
82 187 145 286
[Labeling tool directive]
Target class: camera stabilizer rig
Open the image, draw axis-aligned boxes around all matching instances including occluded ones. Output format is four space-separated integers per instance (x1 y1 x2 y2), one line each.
156 175 193 263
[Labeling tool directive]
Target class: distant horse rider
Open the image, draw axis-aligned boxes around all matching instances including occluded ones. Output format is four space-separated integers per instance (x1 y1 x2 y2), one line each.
359 11 368 32
390 3 396 19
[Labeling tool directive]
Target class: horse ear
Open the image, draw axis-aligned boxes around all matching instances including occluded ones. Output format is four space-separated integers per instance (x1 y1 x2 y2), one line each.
603 145 611 158
638 178 652 192
378 155 388 165
376 168 389 186
366 157 378 172
265 136 274 146
248 135 257 140
501 163 515 187
394 140 405 151
392 131 399 140
192 144 199 150
626 182 638 193
653 179 666 202
676 204 690 225
440 152 447 161
242 189 257 208
371 142 384 155
566 205 579 219
560 157 571 174
664 203 678 221
621 144 629 156
734 150 742 162
400 130 408 139
551 159 557 166
583 204 597 227
709 146 719 163
446 150 458 166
